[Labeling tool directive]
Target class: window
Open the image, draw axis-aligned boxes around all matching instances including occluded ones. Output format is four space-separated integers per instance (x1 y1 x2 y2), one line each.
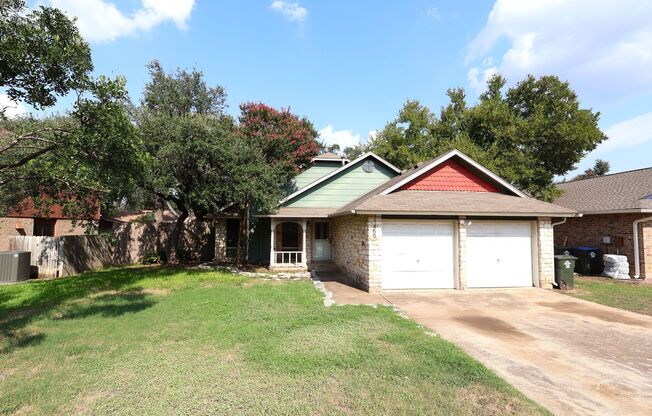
314 222 330 240
281 222 301 250
33 219 56 236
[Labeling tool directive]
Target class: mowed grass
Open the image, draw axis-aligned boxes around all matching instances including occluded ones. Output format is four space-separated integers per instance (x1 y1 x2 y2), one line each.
1 266 547 415
567 276 652 316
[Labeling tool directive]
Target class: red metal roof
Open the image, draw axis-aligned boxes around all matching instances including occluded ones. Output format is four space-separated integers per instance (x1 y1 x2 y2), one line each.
400 159 499 192
7 197 101 220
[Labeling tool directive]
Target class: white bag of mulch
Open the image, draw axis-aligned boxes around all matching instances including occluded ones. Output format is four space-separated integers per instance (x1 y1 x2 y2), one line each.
603 261 629 271
602 254 630 279
603 254 628 263
603 270 630 279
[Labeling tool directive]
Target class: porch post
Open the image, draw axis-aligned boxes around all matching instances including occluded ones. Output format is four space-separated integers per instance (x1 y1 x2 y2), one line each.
269 218 276 269
301 219 307 267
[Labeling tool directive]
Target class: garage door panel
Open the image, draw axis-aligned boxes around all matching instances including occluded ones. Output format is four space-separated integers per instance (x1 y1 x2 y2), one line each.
382 221 455 289
467 222 533 288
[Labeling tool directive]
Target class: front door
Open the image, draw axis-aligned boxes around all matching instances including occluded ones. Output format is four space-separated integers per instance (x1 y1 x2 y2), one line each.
313 221 331 260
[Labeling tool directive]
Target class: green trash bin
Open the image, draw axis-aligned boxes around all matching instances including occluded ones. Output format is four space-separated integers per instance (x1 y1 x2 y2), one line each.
554 255 577 290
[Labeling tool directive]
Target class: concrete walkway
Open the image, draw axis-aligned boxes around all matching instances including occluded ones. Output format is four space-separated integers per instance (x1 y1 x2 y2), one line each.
327 284 652 416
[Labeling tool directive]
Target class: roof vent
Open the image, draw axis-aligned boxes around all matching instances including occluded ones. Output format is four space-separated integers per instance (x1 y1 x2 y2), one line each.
362 160 375 173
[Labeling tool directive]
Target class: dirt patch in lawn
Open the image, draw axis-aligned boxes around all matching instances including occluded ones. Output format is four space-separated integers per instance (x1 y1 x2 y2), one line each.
458 384 530 415
458 384 528 416
454 316 534 341
73 390 111 415
536 301 651 327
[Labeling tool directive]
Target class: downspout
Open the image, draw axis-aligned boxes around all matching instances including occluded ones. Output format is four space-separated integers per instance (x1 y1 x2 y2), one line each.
549 215 581 287
633 216 652 279
551 218 567 227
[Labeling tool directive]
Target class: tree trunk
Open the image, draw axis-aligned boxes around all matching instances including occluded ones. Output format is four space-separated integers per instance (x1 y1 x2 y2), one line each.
168 206 189 264
236 200 250 266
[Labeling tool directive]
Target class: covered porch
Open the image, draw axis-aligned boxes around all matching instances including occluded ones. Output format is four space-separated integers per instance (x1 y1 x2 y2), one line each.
269 212 333 270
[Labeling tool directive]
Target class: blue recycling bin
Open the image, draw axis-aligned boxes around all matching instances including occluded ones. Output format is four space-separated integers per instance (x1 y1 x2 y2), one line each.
573 246 602 275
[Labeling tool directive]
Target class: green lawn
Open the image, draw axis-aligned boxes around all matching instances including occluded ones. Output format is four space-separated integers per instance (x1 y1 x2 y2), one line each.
1 266 546 415
567 276 652 316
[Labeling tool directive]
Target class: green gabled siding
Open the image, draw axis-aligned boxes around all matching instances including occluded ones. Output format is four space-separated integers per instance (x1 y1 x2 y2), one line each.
290 161 342 193
285 157 397 208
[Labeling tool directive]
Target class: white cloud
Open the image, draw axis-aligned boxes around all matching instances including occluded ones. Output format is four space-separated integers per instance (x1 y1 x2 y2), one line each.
269 1 307 23
50 0 195 43
600 112 652 152
318 125 361 149
467 0 652 101
0 94 26 118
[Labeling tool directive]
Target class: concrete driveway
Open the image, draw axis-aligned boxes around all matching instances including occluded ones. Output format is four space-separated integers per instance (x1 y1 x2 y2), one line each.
380 289 652 416
324 281 652 415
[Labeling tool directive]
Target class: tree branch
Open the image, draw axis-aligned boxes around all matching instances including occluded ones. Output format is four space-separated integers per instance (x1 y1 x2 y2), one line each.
0 145 56 171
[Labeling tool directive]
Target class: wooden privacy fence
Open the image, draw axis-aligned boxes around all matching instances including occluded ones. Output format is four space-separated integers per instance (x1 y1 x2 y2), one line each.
10 236 63 278
9 235 114 278
4 221 216 279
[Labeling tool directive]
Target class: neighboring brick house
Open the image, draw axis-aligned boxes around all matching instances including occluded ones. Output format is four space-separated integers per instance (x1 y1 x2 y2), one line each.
218 149 574 292
0 199 99 250
555 168 652 279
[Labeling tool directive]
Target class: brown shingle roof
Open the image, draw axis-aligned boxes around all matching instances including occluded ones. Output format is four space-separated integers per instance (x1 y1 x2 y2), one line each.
556 168 652 213
314 152 345 160
337 190 574 217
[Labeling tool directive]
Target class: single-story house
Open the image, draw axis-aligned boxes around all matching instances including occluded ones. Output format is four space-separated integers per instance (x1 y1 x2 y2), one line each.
216 149 575 291
554 167 652 279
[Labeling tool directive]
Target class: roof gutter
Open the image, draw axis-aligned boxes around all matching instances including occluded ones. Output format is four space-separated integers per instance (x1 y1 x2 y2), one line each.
350 210 576 218
633 216 652 279
551 213 583 227
570 208 652 215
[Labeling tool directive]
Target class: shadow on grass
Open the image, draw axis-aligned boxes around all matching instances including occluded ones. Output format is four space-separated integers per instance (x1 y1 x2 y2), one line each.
56 292 156 320
0 266 209 353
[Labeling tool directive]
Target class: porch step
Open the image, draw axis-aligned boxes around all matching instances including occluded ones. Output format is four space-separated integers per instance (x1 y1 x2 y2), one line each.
309 261 341 273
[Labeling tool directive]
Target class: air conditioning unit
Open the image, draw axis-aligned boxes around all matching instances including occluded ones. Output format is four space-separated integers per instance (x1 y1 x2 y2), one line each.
0 251 31 283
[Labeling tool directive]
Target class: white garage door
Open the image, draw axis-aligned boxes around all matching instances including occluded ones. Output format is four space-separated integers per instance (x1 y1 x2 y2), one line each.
382 221 455 289
466 222 534 288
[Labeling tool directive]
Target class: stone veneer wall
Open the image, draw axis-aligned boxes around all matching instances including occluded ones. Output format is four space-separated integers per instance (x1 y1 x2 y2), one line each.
537 218 554 288
554 214 652 279
214 219 227 261
331 215 371 289
644 225 652 279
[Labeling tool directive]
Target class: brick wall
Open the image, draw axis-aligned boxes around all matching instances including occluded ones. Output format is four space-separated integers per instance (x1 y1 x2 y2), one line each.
538 218 554 288
113 220 215 264
554 214 652 278
0 217 34 250
305 220 313 265
55 219 94 236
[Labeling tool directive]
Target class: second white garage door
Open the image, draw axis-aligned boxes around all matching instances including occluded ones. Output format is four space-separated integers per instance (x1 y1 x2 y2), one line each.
466 222 534 288
382 221 455 289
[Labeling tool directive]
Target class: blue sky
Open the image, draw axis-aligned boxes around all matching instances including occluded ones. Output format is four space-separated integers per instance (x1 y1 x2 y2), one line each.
6 1 652 178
